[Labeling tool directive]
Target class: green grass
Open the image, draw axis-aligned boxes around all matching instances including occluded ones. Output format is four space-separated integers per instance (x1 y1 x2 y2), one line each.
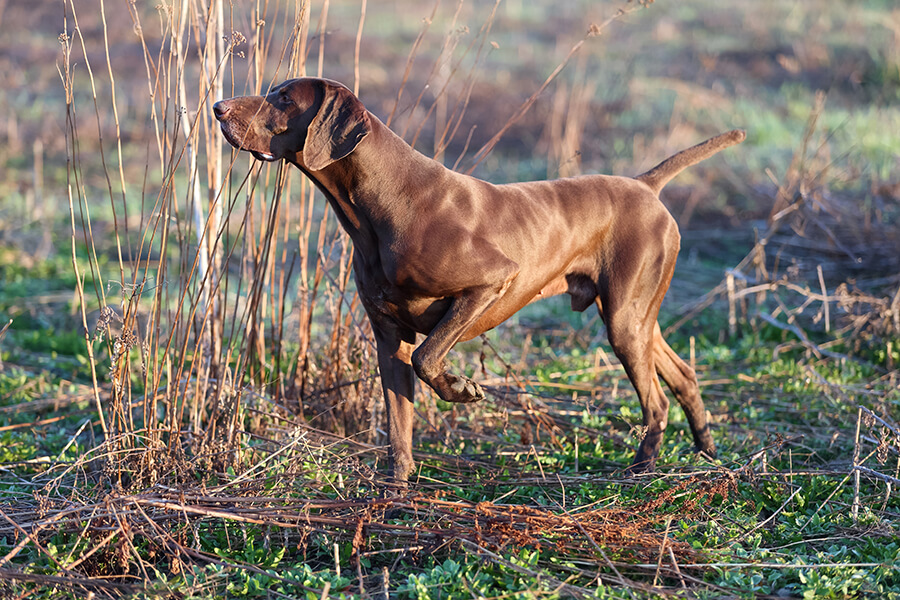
1 330 898 598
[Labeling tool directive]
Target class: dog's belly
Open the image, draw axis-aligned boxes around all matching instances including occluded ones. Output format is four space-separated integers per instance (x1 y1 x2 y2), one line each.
357 242 602 341
358 274 550 339
459 271 599 340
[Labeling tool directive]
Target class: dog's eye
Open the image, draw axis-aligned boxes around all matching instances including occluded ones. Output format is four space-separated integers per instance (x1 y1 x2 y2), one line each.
278 89 292 105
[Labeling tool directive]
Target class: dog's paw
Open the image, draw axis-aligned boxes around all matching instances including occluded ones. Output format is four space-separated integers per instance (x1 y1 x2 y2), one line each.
444 374 485 404
625 452 657 478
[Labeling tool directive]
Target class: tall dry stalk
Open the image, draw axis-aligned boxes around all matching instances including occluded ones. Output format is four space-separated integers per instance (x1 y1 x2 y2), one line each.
60 0 325 479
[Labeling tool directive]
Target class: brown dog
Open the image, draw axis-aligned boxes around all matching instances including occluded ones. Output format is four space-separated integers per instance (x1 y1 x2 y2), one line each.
214 77 744 482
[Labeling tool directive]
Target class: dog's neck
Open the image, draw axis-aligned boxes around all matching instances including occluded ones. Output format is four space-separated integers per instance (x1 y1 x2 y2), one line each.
290 114 455 255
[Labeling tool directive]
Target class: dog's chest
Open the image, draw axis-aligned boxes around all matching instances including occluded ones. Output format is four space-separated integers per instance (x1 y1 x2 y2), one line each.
354 263 451 334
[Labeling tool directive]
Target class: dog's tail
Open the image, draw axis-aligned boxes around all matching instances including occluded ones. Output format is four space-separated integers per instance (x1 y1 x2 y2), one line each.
636 129 745 194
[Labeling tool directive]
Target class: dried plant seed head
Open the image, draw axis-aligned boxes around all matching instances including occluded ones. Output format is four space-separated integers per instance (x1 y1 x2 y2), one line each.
877 429 890 464
863 411 876 428
228 31 246 49
632 424 648 442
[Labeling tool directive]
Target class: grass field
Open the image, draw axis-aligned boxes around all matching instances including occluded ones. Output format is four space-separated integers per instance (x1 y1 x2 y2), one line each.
1 0 899 598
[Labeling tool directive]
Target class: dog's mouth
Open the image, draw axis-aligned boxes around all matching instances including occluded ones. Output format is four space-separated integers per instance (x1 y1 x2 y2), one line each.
251 150 276 162
218 121 277 162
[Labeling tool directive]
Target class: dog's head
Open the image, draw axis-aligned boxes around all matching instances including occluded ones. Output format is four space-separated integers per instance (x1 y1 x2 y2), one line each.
213 78 371 171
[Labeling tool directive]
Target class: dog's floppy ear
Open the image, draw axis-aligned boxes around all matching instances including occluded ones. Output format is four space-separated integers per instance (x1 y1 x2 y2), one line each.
304 82 372 171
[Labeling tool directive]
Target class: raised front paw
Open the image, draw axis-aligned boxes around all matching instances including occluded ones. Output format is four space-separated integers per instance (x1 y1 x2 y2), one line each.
441 374 485 404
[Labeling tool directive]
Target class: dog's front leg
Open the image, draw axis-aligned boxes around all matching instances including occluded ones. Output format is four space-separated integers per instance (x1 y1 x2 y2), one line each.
369 318 418 484
412 269 517 404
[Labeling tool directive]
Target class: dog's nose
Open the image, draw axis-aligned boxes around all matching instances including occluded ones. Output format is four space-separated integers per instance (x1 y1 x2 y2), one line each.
213 101 229 120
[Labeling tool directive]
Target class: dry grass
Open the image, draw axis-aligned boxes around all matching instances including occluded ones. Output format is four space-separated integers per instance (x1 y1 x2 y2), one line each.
0 419 740 599
665 91 900 352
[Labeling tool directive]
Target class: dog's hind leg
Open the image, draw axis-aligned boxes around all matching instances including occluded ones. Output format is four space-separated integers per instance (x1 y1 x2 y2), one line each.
605 313 670 474
653 322 715 458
